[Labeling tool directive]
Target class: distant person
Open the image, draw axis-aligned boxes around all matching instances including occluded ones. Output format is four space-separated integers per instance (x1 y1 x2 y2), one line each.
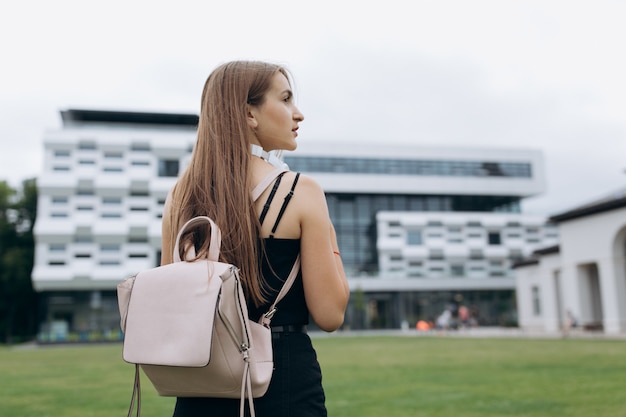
563 310 577 337
436 309 452 330
458 305 470 327
161 61 350 417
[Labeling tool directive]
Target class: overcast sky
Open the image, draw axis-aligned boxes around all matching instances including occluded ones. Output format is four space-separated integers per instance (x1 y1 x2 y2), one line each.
1 0 625 216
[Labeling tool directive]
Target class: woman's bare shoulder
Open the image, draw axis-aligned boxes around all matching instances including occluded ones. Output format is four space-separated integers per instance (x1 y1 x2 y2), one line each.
289 172 323 193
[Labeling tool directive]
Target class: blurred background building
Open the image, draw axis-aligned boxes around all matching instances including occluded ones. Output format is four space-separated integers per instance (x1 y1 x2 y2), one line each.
32 109 558 341
515 190 626 335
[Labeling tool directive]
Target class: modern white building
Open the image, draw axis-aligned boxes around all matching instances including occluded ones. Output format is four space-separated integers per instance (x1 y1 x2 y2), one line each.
515 188 626 335
33 109 196 342
33 109 557 341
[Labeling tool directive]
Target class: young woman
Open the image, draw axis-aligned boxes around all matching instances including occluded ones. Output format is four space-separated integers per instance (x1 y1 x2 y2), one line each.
161 61 350 417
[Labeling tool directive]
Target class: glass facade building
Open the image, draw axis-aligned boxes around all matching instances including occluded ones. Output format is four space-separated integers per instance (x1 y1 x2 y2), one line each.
285 155 524 277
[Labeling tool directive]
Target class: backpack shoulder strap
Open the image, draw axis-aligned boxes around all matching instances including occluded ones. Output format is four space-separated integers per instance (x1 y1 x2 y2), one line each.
260 254 301 327
251 168 288 202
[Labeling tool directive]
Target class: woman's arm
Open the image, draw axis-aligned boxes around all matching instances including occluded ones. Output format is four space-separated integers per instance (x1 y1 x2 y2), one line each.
297 175 350 332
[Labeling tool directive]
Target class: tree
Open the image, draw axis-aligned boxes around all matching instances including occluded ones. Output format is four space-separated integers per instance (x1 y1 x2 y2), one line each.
0 179 38 344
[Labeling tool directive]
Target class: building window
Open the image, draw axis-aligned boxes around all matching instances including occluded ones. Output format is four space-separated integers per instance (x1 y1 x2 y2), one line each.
131 143 151 151
78 141 97 150
51 196 68 204
78 159 96 165
101 213 122 218
103 167 124 172
49 244 66 252
54 150 71 157
74 236 93 243
532 286 541 316
131 160 150 166
130 190 149 197
488 232 501 245
101 244 120 251
450 264 464 277
51 212 68 218
283 156 532 178
429 250 444 260
102 197 122 205
104 152 123 159
53 166 70 172
158 159 180 177
407 230 422 245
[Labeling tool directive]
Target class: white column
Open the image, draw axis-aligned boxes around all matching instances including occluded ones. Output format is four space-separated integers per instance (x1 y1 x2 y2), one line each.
542 270 560 332
560 264 582 320
597 258 626 334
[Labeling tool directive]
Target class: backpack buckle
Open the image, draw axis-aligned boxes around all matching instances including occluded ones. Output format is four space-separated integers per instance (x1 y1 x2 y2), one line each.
264 307 277 320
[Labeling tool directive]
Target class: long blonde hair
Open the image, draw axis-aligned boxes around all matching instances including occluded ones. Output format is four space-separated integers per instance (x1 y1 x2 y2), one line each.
166 61 290 306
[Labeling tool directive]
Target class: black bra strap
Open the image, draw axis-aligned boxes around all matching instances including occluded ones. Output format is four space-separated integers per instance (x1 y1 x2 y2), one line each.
269 173 301 238
259 172 287 226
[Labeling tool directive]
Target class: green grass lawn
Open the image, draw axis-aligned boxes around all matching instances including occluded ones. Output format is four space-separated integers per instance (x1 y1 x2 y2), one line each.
1 335 625 417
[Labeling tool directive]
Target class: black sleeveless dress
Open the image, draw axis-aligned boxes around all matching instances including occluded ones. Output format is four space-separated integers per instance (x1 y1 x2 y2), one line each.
172 174 327 417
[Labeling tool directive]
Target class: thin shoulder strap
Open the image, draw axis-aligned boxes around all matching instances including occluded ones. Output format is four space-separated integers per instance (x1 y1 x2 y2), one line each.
269 173 301 238
258 172 287 226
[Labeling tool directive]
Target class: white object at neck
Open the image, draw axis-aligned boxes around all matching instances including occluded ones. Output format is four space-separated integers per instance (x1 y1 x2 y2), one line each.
250 145 289 170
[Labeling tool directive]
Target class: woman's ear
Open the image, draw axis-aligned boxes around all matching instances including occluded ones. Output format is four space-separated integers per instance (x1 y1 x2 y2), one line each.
246 104 258 129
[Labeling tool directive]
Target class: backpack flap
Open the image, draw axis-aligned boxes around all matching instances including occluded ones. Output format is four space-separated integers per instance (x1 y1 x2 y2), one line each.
122 259 227 367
